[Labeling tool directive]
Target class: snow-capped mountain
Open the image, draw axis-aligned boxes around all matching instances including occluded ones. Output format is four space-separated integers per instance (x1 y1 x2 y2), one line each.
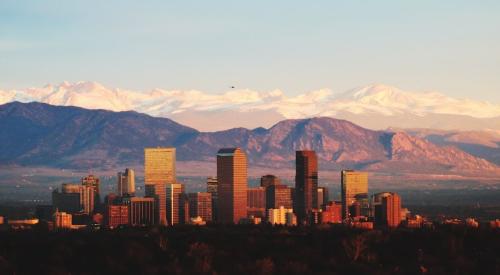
1 81 499 131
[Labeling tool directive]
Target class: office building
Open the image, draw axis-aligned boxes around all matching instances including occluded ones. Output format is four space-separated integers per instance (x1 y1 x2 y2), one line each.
126 197 155 226
144 147 176 185
52 183 95 215
144 147 176 226
217 148 248 224
317 186 329 209
105 204 129 229
266 184 293 209
341 170 368 220
206 177 218 221
117 168 135 196
295 150 318 223
54 210 72 229
82 175 101 207
260 174 281 188
166 183 184 226
321 201 342 224
145 183 167 226
188 192 212 223
247 187 266 218
268 206 293 225
373 192 401 228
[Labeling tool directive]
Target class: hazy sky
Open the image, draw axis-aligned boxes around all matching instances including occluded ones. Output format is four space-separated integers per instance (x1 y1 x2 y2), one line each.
1 0 499 101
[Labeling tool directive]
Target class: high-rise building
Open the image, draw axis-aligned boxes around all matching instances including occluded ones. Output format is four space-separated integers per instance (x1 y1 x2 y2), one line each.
260 175 281 188
181 193 190 225
188 192 212 223
144 147 176 226
54 210 72 229
266 184 293 210
217 148 248 224
268 206 293 225
145 183 167 226
105 204 129 229
166 183 184 226
82 175 101 207
144 147 176 185
295 150 318 223
317 186 329 209
117 168 135 196
373 192 402 228
125 197 155 226
341 170 368 220
247 187 266 218
52 183 95 215
206 177 218 221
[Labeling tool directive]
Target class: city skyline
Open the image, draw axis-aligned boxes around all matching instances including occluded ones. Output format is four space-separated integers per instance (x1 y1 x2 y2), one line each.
1 2 499 273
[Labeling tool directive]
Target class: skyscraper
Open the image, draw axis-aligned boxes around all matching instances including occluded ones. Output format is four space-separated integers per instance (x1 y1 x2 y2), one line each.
247 187 266 218
217 148 248 224
341 170 368 220
82 175 101 208
117 168 135 196
317 186 329 208
144 147 176 226
266 184 293 210
295 150 318 223
166 183 184 226
373 192 402 228
188 192 213 223
52 183 95 215
144 147 176 185
125 197 155 226
145 183 167 226
206 177 218 222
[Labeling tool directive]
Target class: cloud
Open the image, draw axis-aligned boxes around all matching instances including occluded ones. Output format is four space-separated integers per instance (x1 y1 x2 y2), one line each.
1 81 500 123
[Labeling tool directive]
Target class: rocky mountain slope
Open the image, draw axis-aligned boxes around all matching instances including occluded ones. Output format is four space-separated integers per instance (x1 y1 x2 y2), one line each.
0 102 498 177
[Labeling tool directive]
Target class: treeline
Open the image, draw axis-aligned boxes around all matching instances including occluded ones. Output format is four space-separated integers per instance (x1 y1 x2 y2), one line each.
0 225 499 274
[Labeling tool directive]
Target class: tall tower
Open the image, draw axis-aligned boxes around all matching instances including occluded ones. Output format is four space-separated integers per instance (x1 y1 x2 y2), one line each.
217 148 248 224
206 177 218 222
144 148 176 185
341 170 368 220
117 168 135 196
373 192 402 228
82 175 100 207
166 183 184 226
188 192 213 223
295 150 318 223
145 183 167 226
144 147 176 226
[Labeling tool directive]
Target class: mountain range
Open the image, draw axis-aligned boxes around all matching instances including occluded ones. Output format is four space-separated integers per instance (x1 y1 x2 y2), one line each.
1 81 499 131
1 102 498 178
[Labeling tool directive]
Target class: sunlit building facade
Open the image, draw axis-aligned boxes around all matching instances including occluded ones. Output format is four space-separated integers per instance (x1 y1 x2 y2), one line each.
126 197 155 226
247 187 266 218
341 170 368 220
188 192 213 223
144 147 176 185
266 184 293 210
217 148 248 224
117 168 135 196
295 150 318 223
166 183 184 226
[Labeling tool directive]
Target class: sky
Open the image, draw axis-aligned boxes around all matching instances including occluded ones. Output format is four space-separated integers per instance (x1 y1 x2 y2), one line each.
1 0 499 101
